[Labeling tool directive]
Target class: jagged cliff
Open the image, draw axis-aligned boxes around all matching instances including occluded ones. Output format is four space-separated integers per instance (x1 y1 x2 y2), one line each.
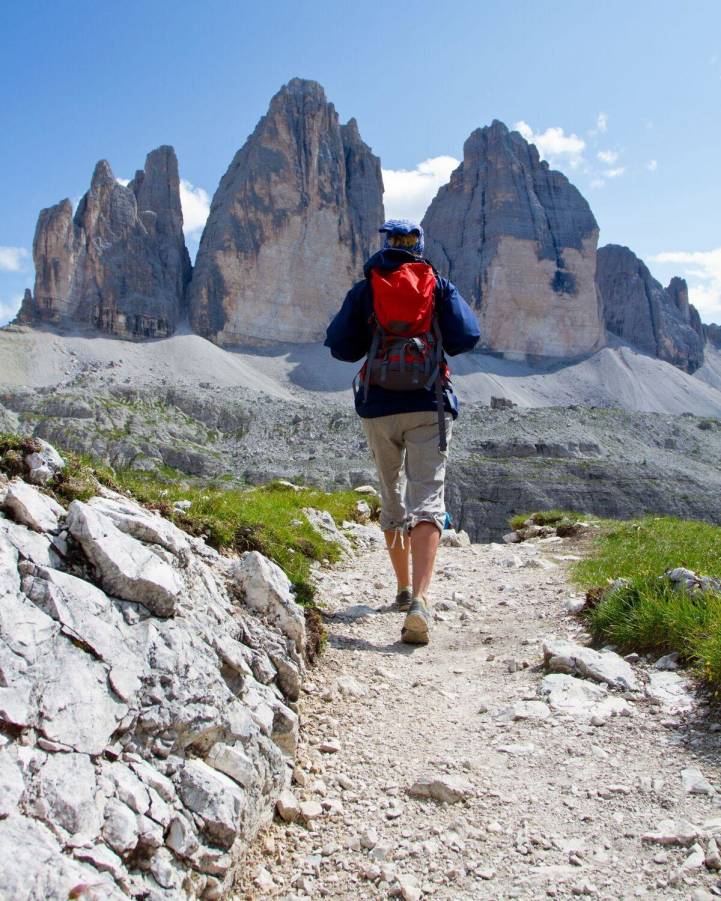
18 147 191 339
422 120 605 360
188 78 384 345
596 244 706 373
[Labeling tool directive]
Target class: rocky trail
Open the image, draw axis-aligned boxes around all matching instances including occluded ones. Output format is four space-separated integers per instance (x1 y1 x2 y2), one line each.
239 531 721 900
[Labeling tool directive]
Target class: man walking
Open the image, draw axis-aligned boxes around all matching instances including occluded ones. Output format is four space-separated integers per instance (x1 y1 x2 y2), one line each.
325 219 480 645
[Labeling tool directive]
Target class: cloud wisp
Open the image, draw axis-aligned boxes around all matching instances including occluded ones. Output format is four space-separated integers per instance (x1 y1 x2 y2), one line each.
381 156 460 224
513 121 586 169
0 247 29 273
651 247 721 323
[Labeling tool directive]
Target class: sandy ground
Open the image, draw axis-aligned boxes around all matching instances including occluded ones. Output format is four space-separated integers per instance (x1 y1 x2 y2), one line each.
235 532 721 900
2 325 721 416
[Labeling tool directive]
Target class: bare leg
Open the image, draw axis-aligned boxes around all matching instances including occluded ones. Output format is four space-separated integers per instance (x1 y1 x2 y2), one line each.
410 522 441 599
384 529 410 591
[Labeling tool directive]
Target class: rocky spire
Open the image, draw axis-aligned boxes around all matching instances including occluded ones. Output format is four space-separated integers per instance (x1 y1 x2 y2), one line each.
188 78 384 345
19 147 191 338
422 120 605 359
596 244 705 373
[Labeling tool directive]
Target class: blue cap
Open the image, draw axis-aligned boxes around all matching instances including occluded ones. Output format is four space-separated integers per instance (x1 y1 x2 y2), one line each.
379 219 424 255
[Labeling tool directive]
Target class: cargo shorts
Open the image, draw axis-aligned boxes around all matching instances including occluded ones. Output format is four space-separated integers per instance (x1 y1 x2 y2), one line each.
362 410 453 535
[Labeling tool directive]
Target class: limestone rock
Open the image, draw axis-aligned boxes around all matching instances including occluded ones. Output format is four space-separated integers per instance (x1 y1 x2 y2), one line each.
188 78 384 345
19 146 191 338
538 674 632 722
230 550 306 652
407 774 474 803
597 244 705 373
3 480 64 532
542 639 639 691
66 500 182 615
25 439 65 486
423 119 605 359
646 671 695 711
0 443 301 897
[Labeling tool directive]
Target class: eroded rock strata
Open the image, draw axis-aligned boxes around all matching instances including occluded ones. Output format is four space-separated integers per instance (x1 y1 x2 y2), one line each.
596 244 705 373
18 147 191 339
188 78 384 345
422 120 605 360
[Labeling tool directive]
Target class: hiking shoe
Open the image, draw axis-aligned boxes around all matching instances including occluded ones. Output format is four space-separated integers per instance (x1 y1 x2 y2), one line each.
395 587 413 611
401 596 430 645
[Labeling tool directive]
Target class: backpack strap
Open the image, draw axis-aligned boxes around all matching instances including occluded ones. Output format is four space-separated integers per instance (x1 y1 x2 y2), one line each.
362 322 383 402
432 278 448 452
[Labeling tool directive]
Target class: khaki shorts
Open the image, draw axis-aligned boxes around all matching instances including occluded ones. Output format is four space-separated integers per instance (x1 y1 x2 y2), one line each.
362 411 453 535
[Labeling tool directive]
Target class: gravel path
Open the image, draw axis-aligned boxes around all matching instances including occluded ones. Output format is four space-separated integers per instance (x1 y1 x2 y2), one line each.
237 532 721 900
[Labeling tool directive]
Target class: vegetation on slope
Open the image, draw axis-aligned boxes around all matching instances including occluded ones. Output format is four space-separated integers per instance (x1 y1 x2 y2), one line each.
571 515 721 689
1 433 378 604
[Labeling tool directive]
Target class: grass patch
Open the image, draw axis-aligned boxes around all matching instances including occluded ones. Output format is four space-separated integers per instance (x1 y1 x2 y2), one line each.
509 509 573 531
571 515 721 689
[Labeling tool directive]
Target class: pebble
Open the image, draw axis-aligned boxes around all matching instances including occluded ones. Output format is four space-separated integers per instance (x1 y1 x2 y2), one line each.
319 739 341 754
681 766 715 796
299 801 323 822
276 790 301 823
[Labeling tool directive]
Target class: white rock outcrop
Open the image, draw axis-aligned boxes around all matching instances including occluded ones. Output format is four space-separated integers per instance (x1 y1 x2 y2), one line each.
542 639 639 692
0 449 308 899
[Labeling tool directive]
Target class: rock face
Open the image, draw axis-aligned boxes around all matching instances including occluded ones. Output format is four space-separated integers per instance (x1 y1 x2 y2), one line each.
596 244 706 372
422 120 605 360
188 78 384 345
0 443 308 898
18 146 191 338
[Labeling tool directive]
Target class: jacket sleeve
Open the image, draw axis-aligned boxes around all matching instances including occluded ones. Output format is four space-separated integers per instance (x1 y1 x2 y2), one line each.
437 278 481 356
324 280 373 362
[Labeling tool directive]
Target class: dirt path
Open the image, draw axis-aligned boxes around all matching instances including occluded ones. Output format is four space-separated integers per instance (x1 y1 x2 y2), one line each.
238 532 721 900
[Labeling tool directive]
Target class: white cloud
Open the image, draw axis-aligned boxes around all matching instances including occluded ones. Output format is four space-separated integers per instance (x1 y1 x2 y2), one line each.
597 149 619 164
381 156 460 223
513 121 586 169
605 166 625 178
0 294 23 326
179 179 211 238
647 159 658 171
589 177 606 190
651 247 721 323
116 177 130 187
596 112 608 134
0 247 29 273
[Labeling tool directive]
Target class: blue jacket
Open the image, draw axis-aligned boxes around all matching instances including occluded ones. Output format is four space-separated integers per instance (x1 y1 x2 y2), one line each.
325 249 481 419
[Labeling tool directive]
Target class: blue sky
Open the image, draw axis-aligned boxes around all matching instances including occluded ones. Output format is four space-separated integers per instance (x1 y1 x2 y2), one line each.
1 0 720 324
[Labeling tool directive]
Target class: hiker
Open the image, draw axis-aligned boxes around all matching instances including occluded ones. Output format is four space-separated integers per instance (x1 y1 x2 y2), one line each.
325 219 480 645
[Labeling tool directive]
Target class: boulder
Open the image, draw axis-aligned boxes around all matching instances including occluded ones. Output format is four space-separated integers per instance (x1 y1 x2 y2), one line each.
423 119 605 360
542 639 639 692
538 674 632 722
188 78 384 345
25 439 65 486
66 500 182 616
3 480 64 532
230 551 306 652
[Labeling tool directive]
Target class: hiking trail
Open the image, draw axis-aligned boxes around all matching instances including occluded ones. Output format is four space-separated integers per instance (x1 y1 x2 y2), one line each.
237 531 721 900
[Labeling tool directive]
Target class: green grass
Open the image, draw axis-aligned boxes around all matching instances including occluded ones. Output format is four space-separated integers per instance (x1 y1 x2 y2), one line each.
1 433 378 605
571 515 721 690
509 509 573 531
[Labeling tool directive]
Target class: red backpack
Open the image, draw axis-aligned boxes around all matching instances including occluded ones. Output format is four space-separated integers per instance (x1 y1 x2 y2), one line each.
357 261 450 450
